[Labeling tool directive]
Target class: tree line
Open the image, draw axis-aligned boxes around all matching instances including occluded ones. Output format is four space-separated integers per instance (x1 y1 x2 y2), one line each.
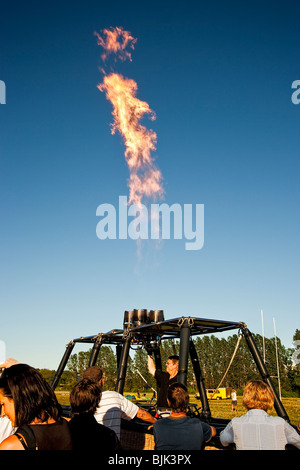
40 330 300 396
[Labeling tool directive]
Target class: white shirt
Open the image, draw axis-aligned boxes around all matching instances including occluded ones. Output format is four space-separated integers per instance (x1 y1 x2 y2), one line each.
94 390 139 439
220 409 300 450
0 416 14 444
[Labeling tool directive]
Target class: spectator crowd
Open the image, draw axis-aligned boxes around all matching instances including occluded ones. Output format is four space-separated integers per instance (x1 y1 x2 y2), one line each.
0 357 299 451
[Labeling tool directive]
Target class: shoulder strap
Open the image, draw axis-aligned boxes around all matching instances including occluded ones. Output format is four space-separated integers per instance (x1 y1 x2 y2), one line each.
16 425 37 450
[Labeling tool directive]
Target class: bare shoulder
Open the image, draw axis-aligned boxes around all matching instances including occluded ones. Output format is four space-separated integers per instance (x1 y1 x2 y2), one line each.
0 434 24 450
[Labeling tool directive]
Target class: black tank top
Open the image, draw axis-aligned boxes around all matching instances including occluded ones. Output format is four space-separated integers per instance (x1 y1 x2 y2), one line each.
16 418 72 450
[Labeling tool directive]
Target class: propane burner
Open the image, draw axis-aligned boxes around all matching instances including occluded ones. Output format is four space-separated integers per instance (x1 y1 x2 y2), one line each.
123 309 164 328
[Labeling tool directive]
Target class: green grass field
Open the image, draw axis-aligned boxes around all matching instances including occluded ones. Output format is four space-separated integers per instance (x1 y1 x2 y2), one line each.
55 391 300 427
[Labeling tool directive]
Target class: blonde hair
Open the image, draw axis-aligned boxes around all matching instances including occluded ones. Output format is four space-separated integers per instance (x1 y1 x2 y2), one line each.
242 380 274 412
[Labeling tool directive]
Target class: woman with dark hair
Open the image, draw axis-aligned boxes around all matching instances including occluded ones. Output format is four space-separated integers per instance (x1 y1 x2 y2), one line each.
0 363 72 450
69 378 121 451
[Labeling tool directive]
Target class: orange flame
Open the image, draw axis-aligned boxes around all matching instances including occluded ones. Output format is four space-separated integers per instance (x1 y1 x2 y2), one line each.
96 27 164 206
94 26 137 62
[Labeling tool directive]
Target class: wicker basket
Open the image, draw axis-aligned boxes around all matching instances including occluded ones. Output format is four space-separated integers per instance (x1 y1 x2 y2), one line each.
120 429 155 450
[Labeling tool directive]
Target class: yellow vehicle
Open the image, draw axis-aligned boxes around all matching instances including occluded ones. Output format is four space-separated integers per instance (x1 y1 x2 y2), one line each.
206 387 232 400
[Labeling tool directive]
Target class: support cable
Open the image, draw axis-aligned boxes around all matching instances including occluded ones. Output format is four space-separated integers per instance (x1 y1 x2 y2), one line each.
210 333 243 399
128 356 157 393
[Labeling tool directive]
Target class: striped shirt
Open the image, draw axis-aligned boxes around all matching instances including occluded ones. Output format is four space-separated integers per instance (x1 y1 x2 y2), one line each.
94 391 139 439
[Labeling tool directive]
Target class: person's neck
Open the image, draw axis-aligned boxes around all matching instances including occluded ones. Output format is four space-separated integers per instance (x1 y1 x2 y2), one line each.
30 417 56 425
170 411 186 419
169 370 177 379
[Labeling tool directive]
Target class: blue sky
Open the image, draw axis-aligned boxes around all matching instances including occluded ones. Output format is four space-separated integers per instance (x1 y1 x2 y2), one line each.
0 0 299 369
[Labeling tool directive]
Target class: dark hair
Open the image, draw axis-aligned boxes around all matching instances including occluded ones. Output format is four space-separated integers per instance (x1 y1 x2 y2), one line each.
82 366 103 383
70 378 102 414
0 364 62 427
167 383 189 412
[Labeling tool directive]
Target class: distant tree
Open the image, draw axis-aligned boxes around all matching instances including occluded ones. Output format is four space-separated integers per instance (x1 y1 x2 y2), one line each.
66 346 118 389
38 368 76 390
95 345 118 390
194 335 214 388
62 330 298 396
131 347 155 392
67 353 80 380
38 369 56 385
292 329 300 366
288 330 300 395
160 339 179 365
